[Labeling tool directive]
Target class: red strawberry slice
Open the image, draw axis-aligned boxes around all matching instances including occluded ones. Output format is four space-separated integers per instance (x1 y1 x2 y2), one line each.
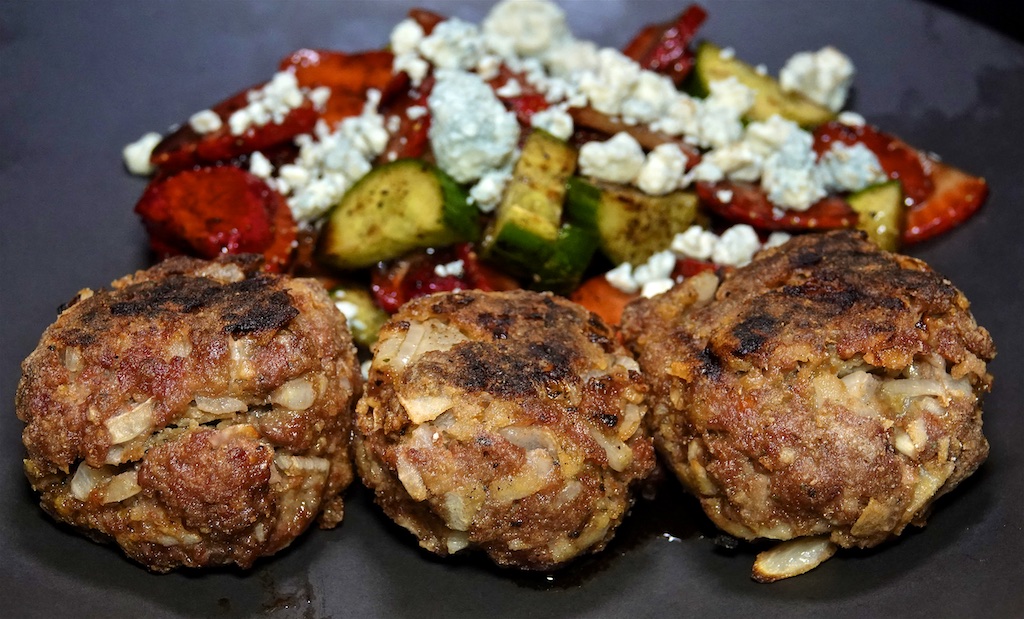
696 181 858 231
150 86 318 173
135 166 296 272
279 49 394 128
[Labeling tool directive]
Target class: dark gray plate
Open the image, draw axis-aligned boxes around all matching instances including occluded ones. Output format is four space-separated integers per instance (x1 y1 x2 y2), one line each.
2 1 1023 617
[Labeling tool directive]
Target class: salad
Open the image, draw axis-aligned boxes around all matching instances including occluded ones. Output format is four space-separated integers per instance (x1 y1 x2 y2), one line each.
122 0 988 342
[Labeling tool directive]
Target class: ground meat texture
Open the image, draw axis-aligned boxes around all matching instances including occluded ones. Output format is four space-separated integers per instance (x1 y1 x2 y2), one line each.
16 255 361 571
621 231 995 549
355 290 654 569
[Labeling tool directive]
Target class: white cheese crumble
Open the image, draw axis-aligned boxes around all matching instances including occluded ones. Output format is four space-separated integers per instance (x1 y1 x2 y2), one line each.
605 250 677 297
760 128 827 211
390 18 425 55
671 225 718 260
469 168 513 213
668 224 785 269
578 132 645 184
281 90 389 222
637 143 687 196
393 52 430 86
428 69 520 184
837 110 866 126
529 106 574 141
188 109 223 134
228 71 307 136
712 224 761 266
818 141 886 192
433 259 466 278
694 78 752 149
406 105 428 120
495 78 523 98
419 18 485 71
247 151 274 179
483 0 570 57
122 132 162 176
779 46 855 112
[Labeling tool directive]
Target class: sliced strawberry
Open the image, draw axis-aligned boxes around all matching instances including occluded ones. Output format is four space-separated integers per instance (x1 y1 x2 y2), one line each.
488 65 551 126
697 181 858 231
903 159 988 244
623 25 661 62
151 86 318 173
673 257 721 278
813 121 988 244
623 5 707 85
279 49 394 127
135 166 295 271
379 75 435 162
370 243 519 313
813 121 934 207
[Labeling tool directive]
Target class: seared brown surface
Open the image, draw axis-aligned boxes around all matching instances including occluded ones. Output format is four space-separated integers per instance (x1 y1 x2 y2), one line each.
355 290 654 569
16 255 361 571
621 231 994 548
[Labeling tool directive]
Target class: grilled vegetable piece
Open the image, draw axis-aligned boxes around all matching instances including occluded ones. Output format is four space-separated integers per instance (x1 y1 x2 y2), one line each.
150 86 318 173
847 180 903 251
567 177 701 265
696 181 857 231
279 49 394 128
813 121 987 245
318 159 478 270
370 243 519 313
813 121 933 206
135 166 296 272
329 284 389 348
570 274 636 327
623 4 707 85
904 160 988 244
482 129 596 291
692 42 835 128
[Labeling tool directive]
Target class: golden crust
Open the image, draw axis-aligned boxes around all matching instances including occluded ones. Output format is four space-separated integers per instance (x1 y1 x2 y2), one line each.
621 231 995 547
16 255 362 571
356 289 654 569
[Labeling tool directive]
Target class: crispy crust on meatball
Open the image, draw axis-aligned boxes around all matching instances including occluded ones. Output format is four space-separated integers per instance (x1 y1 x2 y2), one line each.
355 290 654 569
621 231 995 548
16 255 361 571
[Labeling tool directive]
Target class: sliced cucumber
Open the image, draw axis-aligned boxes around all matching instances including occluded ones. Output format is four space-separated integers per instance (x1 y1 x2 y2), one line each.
567 177 700 265
482 129 595 291
318 159 478 270
692 41 836 128
848 180 903 251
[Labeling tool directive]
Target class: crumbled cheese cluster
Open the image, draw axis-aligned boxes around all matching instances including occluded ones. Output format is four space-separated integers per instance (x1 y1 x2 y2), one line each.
248 90 389 222
606 224 792 298
427 69 520 184
127 0 879 223
779 46 855 112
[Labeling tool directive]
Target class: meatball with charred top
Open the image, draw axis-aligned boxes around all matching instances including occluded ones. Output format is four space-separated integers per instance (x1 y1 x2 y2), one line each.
355 289 654 569
621 230 995 581
16 255 361 571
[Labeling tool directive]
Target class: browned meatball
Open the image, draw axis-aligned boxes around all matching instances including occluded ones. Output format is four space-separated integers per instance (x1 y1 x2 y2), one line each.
16 255 361 571
355 290 654 569
621 231 994 557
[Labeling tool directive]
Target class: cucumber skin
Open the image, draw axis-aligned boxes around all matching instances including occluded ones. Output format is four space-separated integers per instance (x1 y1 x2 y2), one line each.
693 41 836 129
482 129 593 291
848 180 903 252
318 159 479 271
567 176 699 266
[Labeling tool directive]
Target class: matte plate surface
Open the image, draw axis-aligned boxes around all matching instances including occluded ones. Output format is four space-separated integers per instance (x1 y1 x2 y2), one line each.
1 1 1022 617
